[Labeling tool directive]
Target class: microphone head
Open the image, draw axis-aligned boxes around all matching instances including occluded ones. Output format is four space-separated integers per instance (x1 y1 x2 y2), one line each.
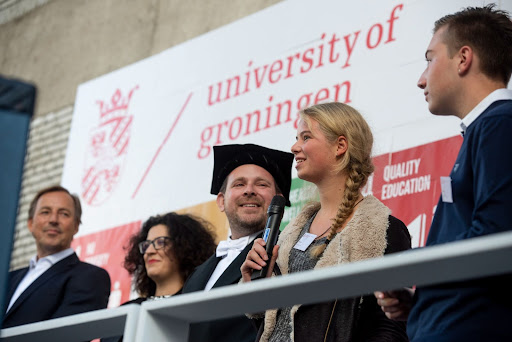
267 195 286 215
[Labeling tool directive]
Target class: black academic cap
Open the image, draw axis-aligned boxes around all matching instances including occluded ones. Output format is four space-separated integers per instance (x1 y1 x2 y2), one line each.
210 144 294 206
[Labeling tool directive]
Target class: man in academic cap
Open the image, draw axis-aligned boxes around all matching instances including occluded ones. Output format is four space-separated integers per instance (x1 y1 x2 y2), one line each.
182 143 293 342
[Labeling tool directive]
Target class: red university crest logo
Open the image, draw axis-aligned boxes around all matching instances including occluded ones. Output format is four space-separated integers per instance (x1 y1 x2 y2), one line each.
81 86 138 206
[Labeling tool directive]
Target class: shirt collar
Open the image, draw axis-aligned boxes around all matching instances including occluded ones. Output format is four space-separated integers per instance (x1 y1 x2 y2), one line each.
227 230 263 244
216 230 263 258
30 248 75 269
461 88 512 134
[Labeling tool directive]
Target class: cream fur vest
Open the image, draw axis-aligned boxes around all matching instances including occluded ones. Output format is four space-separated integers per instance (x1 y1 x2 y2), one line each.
259 195 391 342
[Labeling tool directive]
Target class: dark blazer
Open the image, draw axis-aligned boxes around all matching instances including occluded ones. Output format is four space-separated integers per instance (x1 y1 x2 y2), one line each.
182 238 260 342
3 252 111 329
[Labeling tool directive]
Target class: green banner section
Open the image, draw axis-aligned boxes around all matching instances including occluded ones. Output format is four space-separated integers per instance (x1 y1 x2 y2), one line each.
281 178 318 229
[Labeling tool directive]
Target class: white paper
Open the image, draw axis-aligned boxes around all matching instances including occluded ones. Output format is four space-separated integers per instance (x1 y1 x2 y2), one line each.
293 233 317 251
440 176 453 203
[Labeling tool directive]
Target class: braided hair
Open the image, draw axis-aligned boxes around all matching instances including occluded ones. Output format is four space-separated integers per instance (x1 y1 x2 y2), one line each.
299 102 374 257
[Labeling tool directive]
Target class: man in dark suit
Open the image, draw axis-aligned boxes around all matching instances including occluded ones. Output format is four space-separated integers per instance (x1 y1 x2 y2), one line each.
182 144 293 342
3 185 110 329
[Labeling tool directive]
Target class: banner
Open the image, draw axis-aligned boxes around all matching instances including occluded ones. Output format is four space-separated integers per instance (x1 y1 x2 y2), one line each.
62 0 511 305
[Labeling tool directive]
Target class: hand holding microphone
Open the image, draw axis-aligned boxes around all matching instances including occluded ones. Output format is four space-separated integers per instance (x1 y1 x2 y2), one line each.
241 195 286 282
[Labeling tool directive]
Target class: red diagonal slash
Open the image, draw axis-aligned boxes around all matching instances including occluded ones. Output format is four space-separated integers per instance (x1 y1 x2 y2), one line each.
131 92 193 198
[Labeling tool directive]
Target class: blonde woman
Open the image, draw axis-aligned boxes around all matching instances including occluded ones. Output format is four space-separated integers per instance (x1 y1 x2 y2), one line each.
241 102 411 342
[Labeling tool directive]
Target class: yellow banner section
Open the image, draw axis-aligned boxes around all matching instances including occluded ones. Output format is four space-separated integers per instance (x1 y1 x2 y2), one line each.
177 200 229 243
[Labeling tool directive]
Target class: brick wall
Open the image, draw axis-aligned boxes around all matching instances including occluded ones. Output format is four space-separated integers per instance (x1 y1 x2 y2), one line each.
10 106 73 270
3 0 281 270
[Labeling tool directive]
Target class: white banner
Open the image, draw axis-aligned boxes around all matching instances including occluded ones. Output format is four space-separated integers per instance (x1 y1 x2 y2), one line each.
61 0 511 304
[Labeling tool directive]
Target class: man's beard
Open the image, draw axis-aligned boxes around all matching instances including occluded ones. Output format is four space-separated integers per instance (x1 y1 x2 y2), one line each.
225 209 267 237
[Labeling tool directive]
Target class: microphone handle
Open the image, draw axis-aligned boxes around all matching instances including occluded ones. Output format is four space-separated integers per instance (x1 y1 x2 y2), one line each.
251 212 283 281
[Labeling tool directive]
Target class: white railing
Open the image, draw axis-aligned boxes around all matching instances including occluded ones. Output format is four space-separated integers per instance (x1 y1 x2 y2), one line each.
0 304 140 342
3 231 512 341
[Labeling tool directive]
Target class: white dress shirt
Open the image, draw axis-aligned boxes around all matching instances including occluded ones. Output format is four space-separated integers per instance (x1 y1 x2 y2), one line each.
460 88 512 133
204 231 261 291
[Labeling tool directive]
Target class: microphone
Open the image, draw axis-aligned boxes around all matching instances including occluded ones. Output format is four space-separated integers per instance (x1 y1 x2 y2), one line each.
251 195 286 281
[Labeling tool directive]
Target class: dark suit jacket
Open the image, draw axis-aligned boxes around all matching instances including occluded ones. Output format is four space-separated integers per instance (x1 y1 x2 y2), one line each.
3 252 111 329
182 238 260 342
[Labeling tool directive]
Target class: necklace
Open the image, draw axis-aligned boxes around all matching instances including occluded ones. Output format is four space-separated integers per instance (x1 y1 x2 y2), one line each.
352 197 365 208
314 226 332 240
148 294 173 301
314 197 365 240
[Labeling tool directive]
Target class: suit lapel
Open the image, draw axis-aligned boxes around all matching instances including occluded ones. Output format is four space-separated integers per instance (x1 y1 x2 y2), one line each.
183 255 221 292
213 234 261 289
5 253 78 317
6 268 29 305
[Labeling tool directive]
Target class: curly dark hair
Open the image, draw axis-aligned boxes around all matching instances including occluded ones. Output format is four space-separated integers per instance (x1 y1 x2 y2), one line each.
124 212 217 297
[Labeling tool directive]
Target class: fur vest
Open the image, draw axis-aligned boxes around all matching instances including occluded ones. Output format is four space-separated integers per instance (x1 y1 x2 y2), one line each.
259 195 391 342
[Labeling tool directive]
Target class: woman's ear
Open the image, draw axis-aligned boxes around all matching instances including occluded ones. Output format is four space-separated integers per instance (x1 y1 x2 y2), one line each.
336 136 348 156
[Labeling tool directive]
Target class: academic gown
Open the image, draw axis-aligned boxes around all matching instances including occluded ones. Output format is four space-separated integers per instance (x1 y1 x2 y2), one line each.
182 238 260 342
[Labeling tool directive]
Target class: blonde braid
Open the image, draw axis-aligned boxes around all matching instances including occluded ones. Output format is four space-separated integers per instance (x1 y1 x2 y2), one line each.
310 161 365 258
300 102 374 258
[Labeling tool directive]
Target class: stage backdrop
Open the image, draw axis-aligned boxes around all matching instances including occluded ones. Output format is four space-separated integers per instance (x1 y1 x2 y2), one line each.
62 0 512 305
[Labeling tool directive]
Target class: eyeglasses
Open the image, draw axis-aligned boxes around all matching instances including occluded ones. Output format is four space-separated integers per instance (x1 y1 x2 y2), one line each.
138 236 171 254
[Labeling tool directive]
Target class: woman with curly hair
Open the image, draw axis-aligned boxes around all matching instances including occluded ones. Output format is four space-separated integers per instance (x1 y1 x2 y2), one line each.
124 212 216 302
241 102 411 341
102 212 216 341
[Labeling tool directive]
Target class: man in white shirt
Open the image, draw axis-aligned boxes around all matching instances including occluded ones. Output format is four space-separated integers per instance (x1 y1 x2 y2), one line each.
3 185 110 328
182 144 293 342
